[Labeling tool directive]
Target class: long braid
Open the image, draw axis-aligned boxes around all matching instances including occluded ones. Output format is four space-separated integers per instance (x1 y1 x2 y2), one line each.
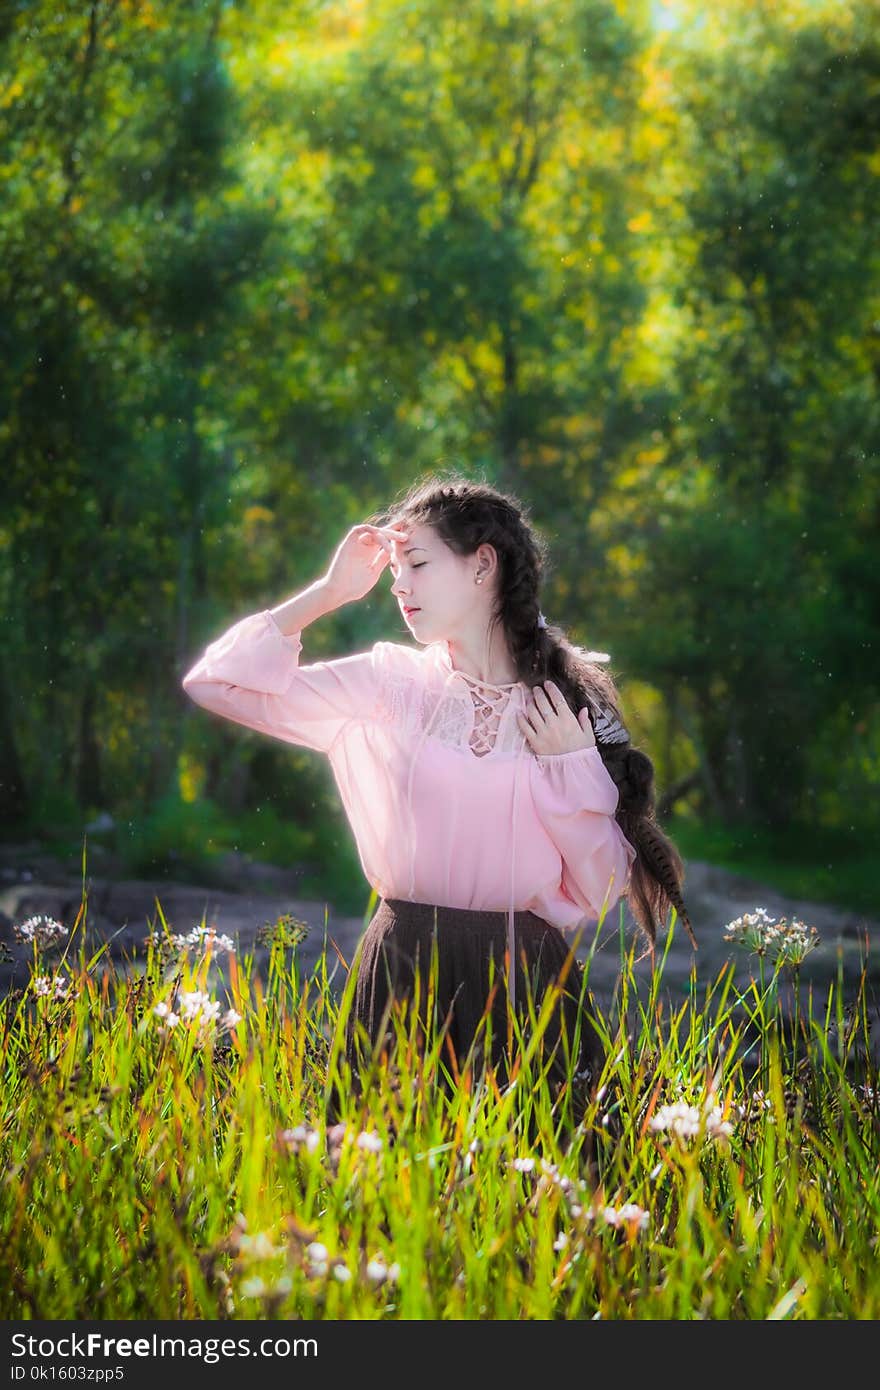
374 472 695 952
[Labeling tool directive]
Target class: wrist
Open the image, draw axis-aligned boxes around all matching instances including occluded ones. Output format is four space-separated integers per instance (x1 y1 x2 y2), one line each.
319 576 350 608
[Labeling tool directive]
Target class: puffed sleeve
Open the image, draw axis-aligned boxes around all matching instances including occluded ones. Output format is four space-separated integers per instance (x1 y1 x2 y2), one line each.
530 745 638 921
181 608 379 755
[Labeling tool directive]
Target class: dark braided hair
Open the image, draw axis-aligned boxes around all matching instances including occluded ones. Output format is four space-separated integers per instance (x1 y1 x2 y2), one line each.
372 472 695 952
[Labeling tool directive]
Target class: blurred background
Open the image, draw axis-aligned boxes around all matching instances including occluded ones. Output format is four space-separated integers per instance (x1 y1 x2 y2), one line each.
1 0 877 930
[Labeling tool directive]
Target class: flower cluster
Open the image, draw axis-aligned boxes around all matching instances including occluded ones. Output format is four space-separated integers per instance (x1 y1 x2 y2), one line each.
735 1089 775 1123
303 1240 399 1287
238 1231 283 1260
364 1254 401 1286
649 1098 734 1142
510 1155 589 1202
229 1207 401 1296
601 1202 650 1232
508 1155 649 1237
32 973 78 1003
723 909 820 965
240 1274 289 1300
279 1124 321 1155
14 915 68 949
319 1123 388 1176
153 990 241 1044
355 1129 383 1154
168 925 236 955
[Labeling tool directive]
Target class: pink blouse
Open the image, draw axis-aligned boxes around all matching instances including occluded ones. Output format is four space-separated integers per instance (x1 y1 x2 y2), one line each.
181 609 637 1007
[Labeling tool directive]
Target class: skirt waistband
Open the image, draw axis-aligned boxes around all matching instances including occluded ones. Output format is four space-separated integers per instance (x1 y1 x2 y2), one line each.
380 897 553 935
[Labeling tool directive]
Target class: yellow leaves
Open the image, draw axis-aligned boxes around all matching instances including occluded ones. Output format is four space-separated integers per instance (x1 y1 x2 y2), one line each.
317 0 367 44
632 445 667 470
607 544 645 577
627 211 653 235
2 80 23 107
69 197 83 216
268 40 296 67
243 505 274 529
471 339 502 376
178 753 204 806
297 147 331 182
411 164 437 193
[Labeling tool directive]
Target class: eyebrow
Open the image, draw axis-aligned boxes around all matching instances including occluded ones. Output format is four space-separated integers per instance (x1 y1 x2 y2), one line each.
403 546 427 555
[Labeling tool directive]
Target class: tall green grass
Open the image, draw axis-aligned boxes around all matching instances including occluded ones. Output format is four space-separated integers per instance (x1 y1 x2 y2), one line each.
1 872 878 1319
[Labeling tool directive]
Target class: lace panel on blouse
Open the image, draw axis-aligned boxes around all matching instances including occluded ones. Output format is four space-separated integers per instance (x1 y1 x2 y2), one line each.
374 670 524 757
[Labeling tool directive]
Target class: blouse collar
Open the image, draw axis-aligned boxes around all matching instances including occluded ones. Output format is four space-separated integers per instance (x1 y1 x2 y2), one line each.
435 639 522 690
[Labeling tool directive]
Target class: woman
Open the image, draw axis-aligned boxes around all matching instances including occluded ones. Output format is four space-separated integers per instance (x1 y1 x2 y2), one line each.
181 476 694 1122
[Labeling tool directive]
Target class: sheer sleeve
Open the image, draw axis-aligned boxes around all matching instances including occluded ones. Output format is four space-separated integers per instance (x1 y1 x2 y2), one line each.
181 608 380 755
529 745 637 922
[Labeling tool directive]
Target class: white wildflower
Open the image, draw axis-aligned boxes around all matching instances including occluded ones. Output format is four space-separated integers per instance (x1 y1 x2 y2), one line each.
305 1242 328 1264
239 1232 280 1260
602 1202 649 1232
280 1124 321 1154
553 1232 569 1251
618 1203 650 1230
512 1156 535 1173
177 989 221 1024
31 972 77 1003
221 1008 242 1031
649 1098 733 1142
14 915 68 948
153 988 235 1044
356 1130 383 1153
649 1102 701 1139
736 1089 774 1120
723 909 819 965
152 1000 180 1032
240 1276 266 1298
332 1264 352 1283
169 924 235 955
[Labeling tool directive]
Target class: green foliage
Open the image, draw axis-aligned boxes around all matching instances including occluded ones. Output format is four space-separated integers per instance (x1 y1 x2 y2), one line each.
0 0 877 881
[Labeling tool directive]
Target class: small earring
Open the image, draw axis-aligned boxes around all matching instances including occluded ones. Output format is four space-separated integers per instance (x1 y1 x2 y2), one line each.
475 575 483 584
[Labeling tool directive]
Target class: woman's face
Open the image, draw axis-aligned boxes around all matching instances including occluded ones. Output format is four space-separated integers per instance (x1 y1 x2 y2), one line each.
388 521 492 643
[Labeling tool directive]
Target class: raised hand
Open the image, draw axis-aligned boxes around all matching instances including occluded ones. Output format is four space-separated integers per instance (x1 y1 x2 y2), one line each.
324 524 409 604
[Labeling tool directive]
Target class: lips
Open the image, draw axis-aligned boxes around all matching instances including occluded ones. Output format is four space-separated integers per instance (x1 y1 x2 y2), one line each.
403 607 420 619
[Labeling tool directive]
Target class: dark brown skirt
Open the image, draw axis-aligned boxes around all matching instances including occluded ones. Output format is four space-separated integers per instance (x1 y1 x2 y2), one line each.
334 897 605 1117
